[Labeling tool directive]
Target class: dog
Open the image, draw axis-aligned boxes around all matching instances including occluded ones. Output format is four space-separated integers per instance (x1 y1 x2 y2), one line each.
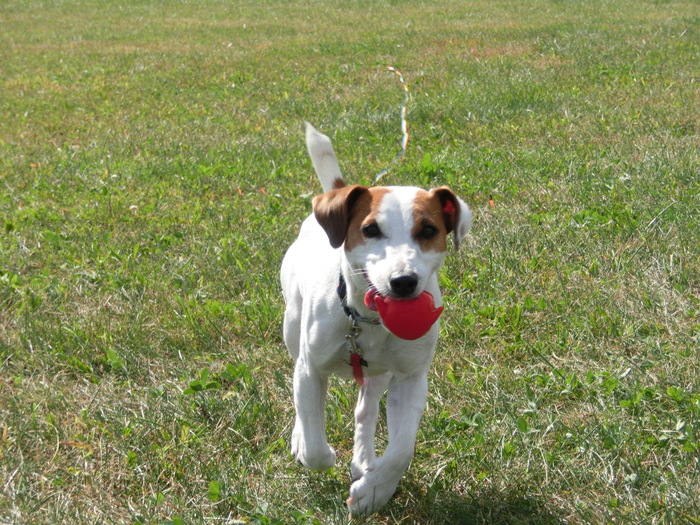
281 123 471 515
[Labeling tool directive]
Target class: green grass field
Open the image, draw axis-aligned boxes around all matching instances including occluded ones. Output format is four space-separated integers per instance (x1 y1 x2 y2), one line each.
1 1 699 523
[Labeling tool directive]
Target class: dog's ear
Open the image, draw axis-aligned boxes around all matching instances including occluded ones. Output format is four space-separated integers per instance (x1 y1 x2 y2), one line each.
431 187 472 250
313 185 369 249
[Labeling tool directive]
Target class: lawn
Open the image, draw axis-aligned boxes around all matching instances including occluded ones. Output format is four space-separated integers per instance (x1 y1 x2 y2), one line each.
1 0 699 523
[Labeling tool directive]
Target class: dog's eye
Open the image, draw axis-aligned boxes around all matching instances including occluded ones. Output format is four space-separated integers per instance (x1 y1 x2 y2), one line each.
361 223 381 239
419 225 438 240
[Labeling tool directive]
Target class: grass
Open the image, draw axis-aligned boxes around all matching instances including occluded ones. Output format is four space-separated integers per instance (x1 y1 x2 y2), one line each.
1 0 699 523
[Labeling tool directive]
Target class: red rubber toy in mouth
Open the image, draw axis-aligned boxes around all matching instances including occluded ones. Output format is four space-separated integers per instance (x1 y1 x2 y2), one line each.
364 289 443 340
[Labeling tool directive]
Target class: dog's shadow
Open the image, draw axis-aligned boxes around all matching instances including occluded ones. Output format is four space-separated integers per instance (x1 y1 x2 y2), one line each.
396 481 566 525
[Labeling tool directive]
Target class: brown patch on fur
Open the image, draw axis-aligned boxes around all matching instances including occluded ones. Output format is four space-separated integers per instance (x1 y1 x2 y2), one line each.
313 185 369 249
412 190 449 252
332 177 345 190
343 187 391 251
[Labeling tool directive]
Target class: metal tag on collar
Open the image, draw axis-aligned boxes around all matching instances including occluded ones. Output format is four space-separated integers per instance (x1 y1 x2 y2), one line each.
345 315 367 386
345 315 363 353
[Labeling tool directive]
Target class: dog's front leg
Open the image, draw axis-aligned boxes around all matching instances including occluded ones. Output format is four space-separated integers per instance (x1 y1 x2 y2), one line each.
347 373 428 515
291 355 336 471
351 372 392 482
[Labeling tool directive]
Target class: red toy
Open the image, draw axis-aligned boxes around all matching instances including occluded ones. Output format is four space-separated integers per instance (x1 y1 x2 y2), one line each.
364 289 444 340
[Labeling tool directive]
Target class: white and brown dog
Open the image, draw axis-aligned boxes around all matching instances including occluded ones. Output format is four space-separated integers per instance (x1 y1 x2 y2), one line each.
281 123 471 515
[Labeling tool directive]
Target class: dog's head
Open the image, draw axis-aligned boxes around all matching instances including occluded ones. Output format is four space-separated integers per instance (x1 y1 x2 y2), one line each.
313 183 471 299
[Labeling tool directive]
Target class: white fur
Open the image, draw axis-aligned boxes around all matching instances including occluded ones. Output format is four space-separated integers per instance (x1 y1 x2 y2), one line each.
281 124 471 515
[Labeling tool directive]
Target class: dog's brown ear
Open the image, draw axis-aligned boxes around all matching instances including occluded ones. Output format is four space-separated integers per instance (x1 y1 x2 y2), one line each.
431 186 472 249
313 185 369 249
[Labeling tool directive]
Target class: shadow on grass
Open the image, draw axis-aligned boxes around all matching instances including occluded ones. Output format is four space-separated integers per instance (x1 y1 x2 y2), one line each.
422 490 565 525
386 480 567 525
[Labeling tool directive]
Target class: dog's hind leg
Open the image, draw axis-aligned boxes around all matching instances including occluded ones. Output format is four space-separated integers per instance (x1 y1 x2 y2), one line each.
351 372 391 482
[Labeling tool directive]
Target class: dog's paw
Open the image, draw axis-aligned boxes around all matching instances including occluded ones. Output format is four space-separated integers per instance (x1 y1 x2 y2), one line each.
296 444 336 471
291 428 336 471
346 468 400 516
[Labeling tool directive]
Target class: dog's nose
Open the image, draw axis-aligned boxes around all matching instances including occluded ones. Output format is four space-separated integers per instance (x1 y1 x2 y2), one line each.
390 273 418 298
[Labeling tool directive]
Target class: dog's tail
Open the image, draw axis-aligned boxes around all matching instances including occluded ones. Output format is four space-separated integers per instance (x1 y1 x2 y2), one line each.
305 122 344 193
